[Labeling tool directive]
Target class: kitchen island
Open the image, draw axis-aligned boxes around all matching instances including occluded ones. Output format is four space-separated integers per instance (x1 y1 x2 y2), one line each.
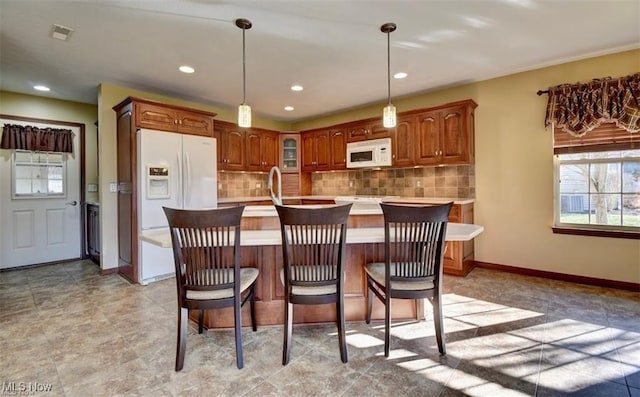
141 203 483 328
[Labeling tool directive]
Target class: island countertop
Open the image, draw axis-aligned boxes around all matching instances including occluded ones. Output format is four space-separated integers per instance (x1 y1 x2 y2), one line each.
140 223 484 248
218 196 474 205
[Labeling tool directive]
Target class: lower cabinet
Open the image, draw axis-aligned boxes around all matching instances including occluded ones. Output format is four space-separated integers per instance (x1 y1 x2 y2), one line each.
86 203 100 263
443 203 475 276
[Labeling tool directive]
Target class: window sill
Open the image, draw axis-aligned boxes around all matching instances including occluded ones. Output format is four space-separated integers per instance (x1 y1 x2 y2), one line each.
552 226 640 240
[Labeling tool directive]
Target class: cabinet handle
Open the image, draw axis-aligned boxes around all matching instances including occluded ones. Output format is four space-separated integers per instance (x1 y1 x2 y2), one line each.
174 120 178 124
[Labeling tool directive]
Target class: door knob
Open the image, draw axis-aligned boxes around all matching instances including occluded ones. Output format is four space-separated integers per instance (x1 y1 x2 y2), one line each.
66 200 78 206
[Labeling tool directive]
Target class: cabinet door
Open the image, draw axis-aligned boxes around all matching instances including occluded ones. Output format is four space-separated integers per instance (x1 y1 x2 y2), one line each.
135 102 178 132
301 132 316 171
368 121 392 140
262 131 279 170
222 127 245 171
177 111 214 137
393 116 414 167
280 134 299 173
346 122 369 142
315 130 331 170
244 130 263 171
330 129 347 170
415 111 441 165
441 106 468 164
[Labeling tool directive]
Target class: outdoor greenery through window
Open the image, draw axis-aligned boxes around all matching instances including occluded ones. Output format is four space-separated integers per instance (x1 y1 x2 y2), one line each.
556 149 640 229
12 150 66 198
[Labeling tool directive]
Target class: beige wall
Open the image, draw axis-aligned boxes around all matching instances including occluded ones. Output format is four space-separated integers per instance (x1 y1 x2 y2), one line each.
294 49 640 284
0 91 99 201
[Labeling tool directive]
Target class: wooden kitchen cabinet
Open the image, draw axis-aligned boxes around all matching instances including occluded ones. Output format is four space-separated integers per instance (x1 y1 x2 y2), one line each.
135 101 215 137
113 96 218 283
414 100 477 166
86 203 100 263
301 129 330 171
245 128 279 171
280 134 300 173
345 118 392 142
214 121 245 171
443 203 475 276
329 128 347 170
392 114 415 167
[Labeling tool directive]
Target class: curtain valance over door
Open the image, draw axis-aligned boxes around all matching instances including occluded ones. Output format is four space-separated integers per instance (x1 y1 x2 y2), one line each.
0 124 74 153
544 72 640 137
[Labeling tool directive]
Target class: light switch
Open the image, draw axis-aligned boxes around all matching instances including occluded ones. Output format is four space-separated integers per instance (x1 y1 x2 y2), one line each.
88 183 98 192
109 182 118 193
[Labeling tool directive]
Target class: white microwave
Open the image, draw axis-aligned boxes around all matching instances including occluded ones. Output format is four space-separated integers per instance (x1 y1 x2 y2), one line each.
346 138 392 168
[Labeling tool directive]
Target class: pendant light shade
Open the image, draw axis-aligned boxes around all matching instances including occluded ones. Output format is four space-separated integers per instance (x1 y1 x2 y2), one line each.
381 22 397 128
236 18 252 128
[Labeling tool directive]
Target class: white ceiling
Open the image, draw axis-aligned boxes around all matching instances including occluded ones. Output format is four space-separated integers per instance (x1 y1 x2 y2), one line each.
1 0 638 122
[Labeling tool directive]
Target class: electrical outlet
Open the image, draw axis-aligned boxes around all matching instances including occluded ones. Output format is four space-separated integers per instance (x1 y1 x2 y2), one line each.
218 183 223 190
349 180 354 188
416 180 422 188
256 183 261 189
87 183 98 192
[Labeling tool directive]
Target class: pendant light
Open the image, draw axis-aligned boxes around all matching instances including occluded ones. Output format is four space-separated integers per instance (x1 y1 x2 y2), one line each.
236 18 252 128
381 22 397 128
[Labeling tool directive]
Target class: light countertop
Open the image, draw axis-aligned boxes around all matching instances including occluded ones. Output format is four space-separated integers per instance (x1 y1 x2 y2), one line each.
218 196 474 205
140 223 484 249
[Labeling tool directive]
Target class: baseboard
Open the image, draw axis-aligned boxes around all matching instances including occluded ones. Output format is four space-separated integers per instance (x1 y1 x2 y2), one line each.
100 267 119 276
474 261 640 292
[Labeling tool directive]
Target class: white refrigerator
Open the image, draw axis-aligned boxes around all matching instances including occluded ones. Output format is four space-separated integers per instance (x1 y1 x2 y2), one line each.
137 129 217 284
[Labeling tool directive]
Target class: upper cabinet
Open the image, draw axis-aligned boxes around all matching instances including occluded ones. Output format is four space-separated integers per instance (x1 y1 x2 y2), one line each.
245 128 279 172
214 121 245 171
329 128 347 170
392 115 415 167
280 134 300 173
345 119 392 142
414 100 477 166
301 129 330 172
134 100 215 137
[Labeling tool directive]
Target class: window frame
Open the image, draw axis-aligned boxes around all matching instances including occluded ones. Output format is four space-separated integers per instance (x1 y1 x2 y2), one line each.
552 150 640 239
11 150 67 199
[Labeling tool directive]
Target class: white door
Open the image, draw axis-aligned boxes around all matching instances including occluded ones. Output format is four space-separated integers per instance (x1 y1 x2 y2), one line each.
0 118 82 269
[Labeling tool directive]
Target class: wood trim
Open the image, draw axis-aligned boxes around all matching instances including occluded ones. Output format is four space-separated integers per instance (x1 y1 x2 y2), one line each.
100 267 118 276
112 96 217 117
474 261 640 292
552 226 639 240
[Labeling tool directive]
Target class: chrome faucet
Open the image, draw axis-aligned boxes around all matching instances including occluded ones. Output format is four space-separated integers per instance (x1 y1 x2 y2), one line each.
268 166 282 206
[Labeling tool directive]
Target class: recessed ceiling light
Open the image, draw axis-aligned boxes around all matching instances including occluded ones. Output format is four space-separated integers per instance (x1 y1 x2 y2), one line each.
34 85 50 92
284 106 295 111
393 72 408 79
290 85 303 91
178 65 195 74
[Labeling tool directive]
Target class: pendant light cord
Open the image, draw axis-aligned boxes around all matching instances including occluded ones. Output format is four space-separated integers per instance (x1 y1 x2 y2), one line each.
386 29 391 106
242 26 246 105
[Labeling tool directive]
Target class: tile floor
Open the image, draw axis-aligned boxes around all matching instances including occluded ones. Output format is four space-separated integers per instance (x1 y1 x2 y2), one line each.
1 260 639 397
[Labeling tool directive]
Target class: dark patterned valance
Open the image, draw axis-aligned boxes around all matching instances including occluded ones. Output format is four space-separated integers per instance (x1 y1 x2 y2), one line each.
544 72 640 137
0 124 74 153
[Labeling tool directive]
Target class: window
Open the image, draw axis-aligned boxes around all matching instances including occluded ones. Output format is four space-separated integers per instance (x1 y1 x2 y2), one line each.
555 149 640 232
12 150 66 198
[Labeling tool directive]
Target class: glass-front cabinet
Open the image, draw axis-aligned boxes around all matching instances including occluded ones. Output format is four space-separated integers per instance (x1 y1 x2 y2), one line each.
280 134 300 173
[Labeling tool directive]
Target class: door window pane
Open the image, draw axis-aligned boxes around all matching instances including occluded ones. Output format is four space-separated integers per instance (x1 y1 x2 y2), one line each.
12 150 66 198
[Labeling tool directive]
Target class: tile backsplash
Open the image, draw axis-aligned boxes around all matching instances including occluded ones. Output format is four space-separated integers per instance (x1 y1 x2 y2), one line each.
218 165 475 199
312 166 475 198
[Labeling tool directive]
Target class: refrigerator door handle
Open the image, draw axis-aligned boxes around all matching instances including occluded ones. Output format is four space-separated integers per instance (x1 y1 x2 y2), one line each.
185 151 192 207
176 151 183 208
